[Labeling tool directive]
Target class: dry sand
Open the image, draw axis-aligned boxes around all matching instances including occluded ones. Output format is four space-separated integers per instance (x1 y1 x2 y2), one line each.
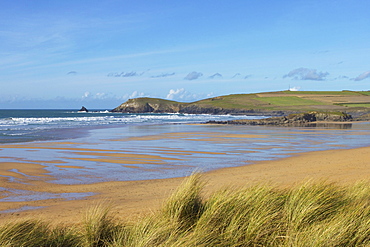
0 145 369 225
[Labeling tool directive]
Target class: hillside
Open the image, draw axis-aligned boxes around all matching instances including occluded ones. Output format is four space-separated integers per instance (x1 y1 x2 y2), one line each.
111 90 370 118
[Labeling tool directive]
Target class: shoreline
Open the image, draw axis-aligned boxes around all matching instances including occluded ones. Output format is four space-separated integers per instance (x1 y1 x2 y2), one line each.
0 144 369 225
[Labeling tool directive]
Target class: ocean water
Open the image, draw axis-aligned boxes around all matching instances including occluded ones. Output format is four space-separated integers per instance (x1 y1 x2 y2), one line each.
0 109 264 144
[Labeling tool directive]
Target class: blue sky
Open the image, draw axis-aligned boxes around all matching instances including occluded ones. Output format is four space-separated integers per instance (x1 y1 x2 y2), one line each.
1 0 370 109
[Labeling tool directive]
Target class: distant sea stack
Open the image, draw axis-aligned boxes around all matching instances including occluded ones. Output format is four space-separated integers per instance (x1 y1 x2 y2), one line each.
78 106 89 112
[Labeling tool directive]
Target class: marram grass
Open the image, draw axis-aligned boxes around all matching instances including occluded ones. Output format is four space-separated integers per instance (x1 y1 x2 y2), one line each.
0 173 369 246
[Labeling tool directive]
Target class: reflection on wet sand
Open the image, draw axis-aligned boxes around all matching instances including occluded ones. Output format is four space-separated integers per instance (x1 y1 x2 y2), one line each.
304 122 353 129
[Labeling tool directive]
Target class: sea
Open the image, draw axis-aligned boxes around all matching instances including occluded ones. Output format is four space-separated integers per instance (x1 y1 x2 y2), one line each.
0 109 262 144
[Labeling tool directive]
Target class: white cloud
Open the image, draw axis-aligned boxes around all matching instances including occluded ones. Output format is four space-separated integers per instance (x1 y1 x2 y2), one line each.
284 68 329 81
95 92 106 99
166 88 186 100
82 91 90 98
353 71 370 81
82 91 118 100
184 71 203 80
129 91 145 99
206 92 214 98
289 86 301 91
166 88 214 102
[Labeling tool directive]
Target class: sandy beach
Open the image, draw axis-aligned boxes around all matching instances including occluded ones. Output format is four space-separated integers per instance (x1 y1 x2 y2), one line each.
0 143 369 225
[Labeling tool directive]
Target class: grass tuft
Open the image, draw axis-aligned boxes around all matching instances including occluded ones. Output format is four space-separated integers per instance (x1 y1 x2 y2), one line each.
82 203 119 247
0 220 79 247
160 172 204 229
283 180 346 231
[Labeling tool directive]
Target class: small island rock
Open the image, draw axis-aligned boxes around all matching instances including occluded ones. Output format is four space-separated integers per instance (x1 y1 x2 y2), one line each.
79 106 89 112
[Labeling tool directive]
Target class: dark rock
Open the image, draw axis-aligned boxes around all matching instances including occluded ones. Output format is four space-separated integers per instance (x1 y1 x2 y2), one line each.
348 112 370 121
79 106 88 112
207 111 353 126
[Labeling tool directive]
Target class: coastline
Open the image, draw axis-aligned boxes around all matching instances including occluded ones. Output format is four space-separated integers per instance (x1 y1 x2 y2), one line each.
0 144 369 225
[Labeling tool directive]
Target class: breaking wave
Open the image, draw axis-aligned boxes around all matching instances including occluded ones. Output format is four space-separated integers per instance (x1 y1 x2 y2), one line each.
0 110 266 143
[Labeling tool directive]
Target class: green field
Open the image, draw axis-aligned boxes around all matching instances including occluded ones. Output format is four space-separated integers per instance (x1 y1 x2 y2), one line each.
257 96 325 106
193 94 265 109
281 90 363 95
358 91 370 96
338 103 370 108
191 90 370 112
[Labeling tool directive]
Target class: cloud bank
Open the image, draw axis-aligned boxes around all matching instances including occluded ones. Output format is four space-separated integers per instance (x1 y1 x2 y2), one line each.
67 71 77 75
232 73 241 78
184 71 203 80
166 88 213 102
151 72 175 78
209 73 223 79
128 91 145 99
289 86 301 91
166 88 187 100
353 71 370 81
284 68 329 81
107 71 145 77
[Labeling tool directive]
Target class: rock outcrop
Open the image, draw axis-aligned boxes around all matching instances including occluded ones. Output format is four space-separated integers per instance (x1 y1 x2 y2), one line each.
207 112 353 126
351 112 370 121
78 106 88 112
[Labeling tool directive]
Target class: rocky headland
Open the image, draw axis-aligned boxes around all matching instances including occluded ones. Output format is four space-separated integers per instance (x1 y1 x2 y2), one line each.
111 91 370 124
110 97 285 116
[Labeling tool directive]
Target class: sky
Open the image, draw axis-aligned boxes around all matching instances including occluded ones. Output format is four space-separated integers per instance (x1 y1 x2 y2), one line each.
1 0 370 109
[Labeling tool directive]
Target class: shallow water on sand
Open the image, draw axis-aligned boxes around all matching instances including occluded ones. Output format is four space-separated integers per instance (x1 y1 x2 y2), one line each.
1 122 370 188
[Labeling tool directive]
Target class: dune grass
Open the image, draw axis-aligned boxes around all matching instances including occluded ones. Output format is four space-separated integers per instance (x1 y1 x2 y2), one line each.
0 173 369 246
0 220 79 246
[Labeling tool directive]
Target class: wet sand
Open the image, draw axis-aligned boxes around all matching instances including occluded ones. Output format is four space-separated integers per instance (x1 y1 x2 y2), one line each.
1 123 370 225
0 144 369 225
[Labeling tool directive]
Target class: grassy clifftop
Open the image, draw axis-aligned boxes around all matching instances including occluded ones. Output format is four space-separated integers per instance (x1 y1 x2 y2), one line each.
112 90 370 116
